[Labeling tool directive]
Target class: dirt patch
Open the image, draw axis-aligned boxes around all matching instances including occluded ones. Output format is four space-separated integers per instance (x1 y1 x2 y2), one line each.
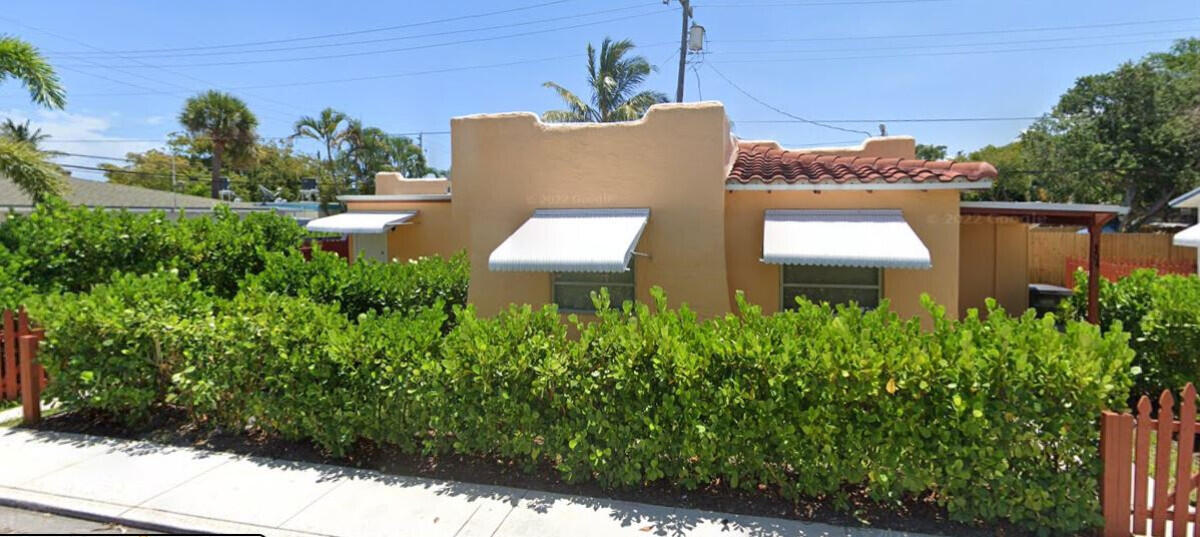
31 410 1028 537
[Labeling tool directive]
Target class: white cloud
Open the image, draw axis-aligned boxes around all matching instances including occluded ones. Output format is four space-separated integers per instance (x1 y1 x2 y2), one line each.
144 115 167 126
2 108 164 181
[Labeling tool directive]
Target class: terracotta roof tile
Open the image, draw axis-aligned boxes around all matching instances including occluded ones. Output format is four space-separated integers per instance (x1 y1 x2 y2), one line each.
727 142 998 186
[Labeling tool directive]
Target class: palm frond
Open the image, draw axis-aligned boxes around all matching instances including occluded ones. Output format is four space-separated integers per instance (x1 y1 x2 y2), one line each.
0 37 66 110
0 137 64 203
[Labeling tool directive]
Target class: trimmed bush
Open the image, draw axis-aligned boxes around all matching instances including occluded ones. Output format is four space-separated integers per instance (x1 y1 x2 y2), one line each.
171 208 308 297
28 270 213 424
436 290 1132 534
0 202 305 296
243 249 468 321
1065 268 1200 399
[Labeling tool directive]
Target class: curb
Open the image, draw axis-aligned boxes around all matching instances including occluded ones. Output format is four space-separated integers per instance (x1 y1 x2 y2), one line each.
0 495 218 535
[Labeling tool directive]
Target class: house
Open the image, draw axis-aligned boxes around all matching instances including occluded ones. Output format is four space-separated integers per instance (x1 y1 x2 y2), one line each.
0 174 269 218
309 101 1121 320
1170 186 1200 272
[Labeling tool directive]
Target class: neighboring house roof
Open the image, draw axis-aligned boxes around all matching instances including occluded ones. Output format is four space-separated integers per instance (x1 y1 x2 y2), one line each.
726 141 997 189
1170 185 1200 209
0 175 264 213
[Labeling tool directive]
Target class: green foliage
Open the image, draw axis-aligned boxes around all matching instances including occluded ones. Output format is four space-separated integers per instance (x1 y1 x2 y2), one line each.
914 143 947 161
0 202 304 296
0 35 66 109
542 37 668 123
28 271 213 424
0 244 31 309
1020 38 1200 229
171 207 308 297
0 136 64 203
243 249 468 320
1065 269 1200 400
173 293 446 454
0 200 179 293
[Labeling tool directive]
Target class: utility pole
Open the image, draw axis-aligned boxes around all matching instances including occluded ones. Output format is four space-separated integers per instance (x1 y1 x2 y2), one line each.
673 0 691 102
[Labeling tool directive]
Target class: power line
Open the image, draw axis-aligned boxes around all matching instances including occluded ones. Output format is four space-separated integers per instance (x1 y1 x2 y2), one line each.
705 63 872 136
44 0 583 55
51 152 135 162
710 37 1187 64
0 17 303 121
48 3 657 60
712 16 1200 44
695 0 948 6
55 9 673 69
738 117 1041 124
711 28 1199 56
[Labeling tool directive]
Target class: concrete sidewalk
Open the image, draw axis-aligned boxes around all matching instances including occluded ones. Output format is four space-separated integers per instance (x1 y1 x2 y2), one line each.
0 428 922 537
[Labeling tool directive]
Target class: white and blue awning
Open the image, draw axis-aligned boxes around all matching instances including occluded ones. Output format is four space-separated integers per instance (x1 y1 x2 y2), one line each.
762 209 932 269
1175 224 1200 248
305 211 417 234
488 208 650 272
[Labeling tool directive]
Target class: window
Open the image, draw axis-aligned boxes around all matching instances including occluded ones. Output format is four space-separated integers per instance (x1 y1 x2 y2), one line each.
553 268 635 313
781 265 881 310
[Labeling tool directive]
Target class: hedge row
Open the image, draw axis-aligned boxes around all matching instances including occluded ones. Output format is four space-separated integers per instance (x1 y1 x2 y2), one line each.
29 274 1134 535
0 200 306 297
1065 268 1200 401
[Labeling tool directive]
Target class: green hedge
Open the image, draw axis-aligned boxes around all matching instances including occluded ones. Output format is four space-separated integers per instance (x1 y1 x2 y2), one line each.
30 271 214 423
243 249 468 321
1065 268 1200 400
30 283 1133 534
0 200 305 296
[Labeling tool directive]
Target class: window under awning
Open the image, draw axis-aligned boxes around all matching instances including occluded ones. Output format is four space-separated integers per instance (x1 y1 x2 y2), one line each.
488 208 650 272
1175 224 1200 248
305 211 417 234
762 209 932 269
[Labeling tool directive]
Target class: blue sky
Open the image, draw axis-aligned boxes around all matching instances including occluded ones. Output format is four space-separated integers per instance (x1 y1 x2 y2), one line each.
2 0 1198 178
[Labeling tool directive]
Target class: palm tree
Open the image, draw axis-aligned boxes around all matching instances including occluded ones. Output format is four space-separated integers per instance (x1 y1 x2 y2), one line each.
0 36 65 202
542 37 668 123
292 108 351 176
179 90 258 199
1 119 49 149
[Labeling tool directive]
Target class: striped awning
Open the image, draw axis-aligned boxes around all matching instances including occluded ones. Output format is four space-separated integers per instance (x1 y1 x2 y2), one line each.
1175 224 1200 248
488 208 650 272
305 211 416 234
762 209 932 269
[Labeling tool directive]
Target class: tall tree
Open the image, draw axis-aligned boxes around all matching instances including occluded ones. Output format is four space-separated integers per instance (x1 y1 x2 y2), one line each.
542 37 668 123
341 124 431 193
1021 38 1200 229
179 90 258 199
915 143 947 161
0 36 65 202
1 119 49 149
293 108 351 177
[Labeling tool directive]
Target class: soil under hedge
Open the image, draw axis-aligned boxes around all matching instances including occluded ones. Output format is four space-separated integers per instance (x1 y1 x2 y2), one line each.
29 410 1029 537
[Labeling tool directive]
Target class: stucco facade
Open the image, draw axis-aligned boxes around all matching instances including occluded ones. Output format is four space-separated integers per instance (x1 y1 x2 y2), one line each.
330 101 1026 320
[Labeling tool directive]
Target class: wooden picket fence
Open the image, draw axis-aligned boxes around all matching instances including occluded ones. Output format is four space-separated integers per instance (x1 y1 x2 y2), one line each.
1066 257 1196 288
1102 383 1200 537
0 309 46 424
1030 230 1197 286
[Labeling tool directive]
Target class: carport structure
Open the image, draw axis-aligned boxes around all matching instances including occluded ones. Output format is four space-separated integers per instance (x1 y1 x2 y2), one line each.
960 201 1129 323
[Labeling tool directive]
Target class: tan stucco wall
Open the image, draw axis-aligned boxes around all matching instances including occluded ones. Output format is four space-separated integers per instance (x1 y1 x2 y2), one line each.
375 173 450 196
724 189 962 320
451 102 735 317
958 219 1030 317
343 200 464 261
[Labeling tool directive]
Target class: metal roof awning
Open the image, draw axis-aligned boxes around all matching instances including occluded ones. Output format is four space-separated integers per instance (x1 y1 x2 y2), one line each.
1175 224 1200 248
762 209 932 269
305 211 417 234
488 208 650 272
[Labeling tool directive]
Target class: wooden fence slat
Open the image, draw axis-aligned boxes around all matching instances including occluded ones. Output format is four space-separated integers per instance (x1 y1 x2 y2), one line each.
1154 390 1176 537
1173 384 1196 537
19 334 40 425
1135 396 1153 535
2 310 13 400
1103 411 1136 537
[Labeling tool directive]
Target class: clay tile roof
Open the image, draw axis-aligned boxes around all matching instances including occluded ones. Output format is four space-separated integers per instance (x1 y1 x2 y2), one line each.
727 142 998 186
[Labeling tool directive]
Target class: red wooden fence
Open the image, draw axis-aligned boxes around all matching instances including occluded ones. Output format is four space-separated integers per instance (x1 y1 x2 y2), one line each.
1067 257 1196 288
1102 383 1200 537
0 309 46 424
